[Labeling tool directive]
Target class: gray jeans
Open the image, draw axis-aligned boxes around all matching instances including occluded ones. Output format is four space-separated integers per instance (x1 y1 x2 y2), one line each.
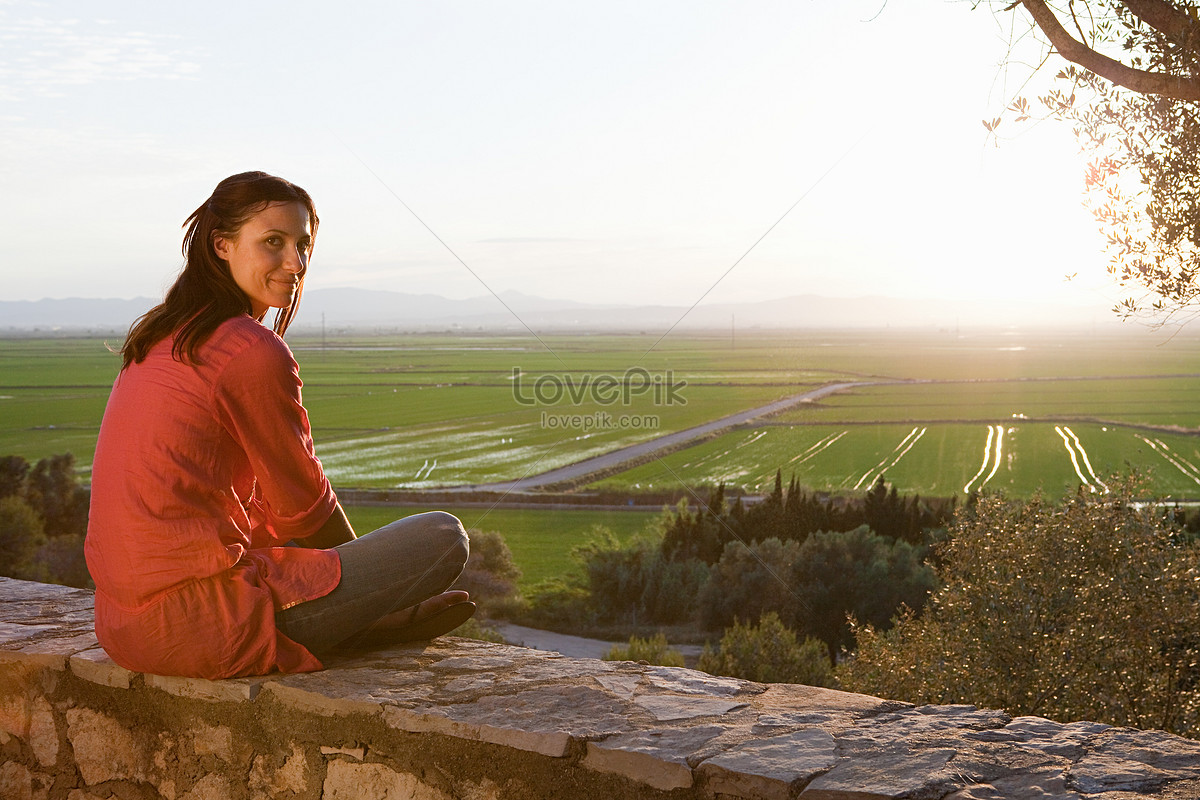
276 511 469 653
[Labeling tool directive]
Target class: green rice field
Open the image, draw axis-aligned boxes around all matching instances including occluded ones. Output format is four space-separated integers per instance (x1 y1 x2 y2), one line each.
3 326 1200 499
588 422 1200 500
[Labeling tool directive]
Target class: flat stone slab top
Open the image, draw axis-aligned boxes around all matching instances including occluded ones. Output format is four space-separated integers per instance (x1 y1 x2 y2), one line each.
3 577 1200 799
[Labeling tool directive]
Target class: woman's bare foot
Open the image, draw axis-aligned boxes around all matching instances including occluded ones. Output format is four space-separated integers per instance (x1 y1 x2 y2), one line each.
337 590 475 650
377 590 471 630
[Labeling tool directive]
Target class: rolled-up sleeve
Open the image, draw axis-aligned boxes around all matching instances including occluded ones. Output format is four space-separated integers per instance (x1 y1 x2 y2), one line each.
213 336 337 543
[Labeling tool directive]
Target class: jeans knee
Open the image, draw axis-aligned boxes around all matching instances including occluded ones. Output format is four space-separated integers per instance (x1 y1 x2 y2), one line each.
424 511 469 567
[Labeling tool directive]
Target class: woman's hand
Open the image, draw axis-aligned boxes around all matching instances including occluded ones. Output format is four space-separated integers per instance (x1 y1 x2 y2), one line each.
298 502 356 549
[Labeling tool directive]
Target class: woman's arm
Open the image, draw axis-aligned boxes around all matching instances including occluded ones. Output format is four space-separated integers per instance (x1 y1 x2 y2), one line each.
297 501 356 549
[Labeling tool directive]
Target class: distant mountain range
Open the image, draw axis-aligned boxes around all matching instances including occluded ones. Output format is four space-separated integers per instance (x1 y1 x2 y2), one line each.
0 288 1109 332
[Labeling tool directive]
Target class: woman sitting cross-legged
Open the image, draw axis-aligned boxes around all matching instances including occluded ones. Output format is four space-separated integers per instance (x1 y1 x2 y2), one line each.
85 171 474 680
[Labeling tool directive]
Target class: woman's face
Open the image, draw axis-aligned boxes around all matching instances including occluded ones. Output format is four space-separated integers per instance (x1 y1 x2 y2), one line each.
213 201 313 317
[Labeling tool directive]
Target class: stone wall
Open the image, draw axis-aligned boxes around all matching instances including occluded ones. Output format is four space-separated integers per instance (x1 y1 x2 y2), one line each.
3 577 1200 800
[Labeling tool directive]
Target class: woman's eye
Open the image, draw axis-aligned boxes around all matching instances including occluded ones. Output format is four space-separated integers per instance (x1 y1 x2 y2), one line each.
266 236 282 246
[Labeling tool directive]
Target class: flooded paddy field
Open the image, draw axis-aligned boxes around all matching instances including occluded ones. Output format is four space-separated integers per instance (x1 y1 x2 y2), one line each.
3 327 1199 499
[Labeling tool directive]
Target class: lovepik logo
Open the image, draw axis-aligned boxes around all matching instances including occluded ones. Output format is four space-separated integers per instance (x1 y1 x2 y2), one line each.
511 367 687 407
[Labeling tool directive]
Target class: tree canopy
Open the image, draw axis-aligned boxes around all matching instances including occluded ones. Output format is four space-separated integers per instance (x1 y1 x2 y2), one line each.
838 478 1200 737
990 1 1200 319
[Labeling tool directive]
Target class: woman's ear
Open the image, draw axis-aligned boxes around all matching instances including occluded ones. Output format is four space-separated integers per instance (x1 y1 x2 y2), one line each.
212 232 232 261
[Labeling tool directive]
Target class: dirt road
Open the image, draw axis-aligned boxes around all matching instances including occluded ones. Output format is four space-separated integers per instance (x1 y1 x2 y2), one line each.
492 622 704 662
467 381 871 492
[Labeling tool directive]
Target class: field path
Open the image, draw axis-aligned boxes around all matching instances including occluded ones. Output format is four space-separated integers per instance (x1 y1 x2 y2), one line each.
463 381 873 492
492 622 703 661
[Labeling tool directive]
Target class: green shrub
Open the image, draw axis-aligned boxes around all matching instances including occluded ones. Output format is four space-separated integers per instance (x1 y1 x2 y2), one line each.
603 633 685 667
575 528 709 626
451 528 523 617
700 528 936 663
788 526 936 662
517 577 595 631
451 617 507 644
33 534 91 589
699 537 799 631
837 480 1200 738
697 612 834 686
0 453 94 588
0 495 48 581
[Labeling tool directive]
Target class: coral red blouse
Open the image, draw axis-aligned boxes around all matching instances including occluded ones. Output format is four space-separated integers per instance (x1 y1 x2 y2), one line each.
86 315 340 679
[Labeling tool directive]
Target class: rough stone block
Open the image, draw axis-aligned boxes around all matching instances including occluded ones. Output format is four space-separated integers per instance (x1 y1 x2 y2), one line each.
249 743 309 796
751 711 839 734
384 705 497 751
441 673 497 694
69 647 133 689
180 773 238 800
264 665 436 716
0 677 33 740
321 745 366 760
0 622 57 646
1069 755 1170 794
0 646 67 670
474 685 628 750
29 696 57 767
1089 728 1200 773
67 790 113 800
801 745 957 800
19 630 97 658
264 681 385 718
594 673 640 700
584 725 724 791
430 655 518 672
699 729 838 800
383 684 630 758
643 666 749 697
66 707 145 785
192 722 236 762
0 761 33 800
144 672 264 702
385 701 576 759
944 767 1083 800
633 694 748 722
322 760 453 800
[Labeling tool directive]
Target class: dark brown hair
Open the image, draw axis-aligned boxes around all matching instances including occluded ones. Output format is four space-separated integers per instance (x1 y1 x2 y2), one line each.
121 171 319 368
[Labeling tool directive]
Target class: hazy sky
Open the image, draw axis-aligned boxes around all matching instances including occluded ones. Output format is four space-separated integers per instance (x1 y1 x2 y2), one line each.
1 0 1123 313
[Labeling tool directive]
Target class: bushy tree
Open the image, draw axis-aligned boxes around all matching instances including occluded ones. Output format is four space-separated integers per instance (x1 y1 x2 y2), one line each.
838 481 1200 737
577 528 709 626
604 633 685 667
450 617 508 643
33 534 91 589
699 537 801 631
697 612 834 687
451 528 522 616
0 455 30 500
700 528 937 663
24 453 89 538
518 576 594 630
985 1 1200 318
662 479 953 563
789 526 937 663
661 493 735 564
0 495 48 581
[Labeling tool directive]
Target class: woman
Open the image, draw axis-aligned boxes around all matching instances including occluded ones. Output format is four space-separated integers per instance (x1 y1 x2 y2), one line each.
85 171 474 679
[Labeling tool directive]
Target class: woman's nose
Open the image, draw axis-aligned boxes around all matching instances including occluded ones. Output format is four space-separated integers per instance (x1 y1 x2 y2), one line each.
283 248 307 274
